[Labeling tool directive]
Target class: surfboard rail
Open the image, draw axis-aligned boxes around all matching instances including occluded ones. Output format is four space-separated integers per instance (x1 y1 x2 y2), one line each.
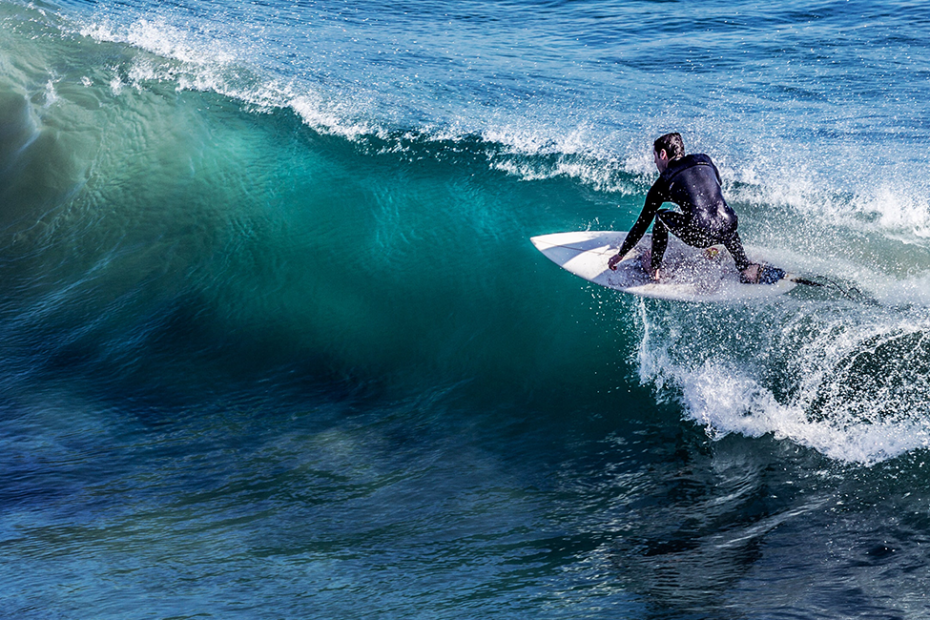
531 231 797 302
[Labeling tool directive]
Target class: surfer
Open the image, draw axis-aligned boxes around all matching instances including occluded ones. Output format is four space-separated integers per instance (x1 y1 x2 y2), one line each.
607 133 761 283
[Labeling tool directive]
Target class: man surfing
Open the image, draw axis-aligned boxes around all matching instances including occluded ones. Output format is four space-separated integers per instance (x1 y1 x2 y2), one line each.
607 133 762 283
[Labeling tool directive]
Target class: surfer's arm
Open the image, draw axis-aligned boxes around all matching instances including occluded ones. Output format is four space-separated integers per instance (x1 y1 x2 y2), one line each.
608 186 663 270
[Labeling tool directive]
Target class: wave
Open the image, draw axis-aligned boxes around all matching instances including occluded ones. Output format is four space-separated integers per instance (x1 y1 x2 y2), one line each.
2 0 929 465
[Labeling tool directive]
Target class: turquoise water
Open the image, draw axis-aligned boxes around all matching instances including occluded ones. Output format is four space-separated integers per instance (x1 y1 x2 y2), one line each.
2 0 930 617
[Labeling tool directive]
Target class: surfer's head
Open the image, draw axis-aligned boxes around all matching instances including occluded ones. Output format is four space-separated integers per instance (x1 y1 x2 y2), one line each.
653 132 684 173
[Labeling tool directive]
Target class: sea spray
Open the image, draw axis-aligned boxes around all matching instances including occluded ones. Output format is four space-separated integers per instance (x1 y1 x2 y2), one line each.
635 294 930 465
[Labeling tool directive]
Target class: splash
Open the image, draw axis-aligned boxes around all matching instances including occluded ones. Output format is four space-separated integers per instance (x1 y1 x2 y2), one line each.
636 298 930 466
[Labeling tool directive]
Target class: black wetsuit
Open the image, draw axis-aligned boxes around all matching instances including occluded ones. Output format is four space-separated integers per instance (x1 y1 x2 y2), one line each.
616 154 751 272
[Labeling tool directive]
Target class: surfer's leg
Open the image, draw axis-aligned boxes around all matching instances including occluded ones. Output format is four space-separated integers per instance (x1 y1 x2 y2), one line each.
659 212 715 247
652 210 693 271
651 211 672 272
671 220 754 274
721 230 751 271
719 230 766 283
656 213 761 283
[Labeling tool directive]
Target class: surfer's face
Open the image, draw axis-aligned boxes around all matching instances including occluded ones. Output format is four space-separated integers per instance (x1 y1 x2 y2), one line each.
654 149 669 173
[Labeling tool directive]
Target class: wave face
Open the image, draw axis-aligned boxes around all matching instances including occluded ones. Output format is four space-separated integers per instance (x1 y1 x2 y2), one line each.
2 1 930 618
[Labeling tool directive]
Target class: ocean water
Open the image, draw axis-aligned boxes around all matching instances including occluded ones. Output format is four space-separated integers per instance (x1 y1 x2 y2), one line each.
1 0 929 617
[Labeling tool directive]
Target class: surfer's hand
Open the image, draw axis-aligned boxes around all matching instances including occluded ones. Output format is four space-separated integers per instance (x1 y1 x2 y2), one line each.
608 253 623 270
739 263 762 284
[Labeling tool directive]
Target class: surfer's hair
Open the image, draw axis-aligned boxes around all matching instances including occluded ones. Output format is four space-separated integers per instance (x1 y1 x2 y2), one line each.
654 133 685 160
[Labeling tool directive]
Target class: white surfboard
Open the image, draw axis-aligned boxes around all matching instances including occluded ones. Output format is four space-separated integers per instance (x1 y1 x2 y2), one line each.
531 230 797 302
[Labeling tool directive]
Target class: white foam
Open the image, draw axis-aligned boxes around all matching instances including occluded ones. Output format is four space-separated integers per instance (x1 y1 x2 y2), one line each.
81 18 236 67
851 184 930 241
42 79 58 107
673 359 930 466
635 299 930 466
75 15 391 141
490 156 635 194
887 273 930 306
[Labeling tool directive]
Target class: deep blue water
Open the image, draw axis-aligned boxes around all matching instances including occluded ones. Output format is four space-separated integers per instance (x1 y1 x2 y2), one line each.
1 0 930 617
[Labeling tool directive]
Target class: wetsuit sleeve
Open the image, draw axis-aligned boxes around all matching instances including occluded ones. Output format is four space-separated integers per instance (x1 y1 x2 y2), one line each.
616 182 664 259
